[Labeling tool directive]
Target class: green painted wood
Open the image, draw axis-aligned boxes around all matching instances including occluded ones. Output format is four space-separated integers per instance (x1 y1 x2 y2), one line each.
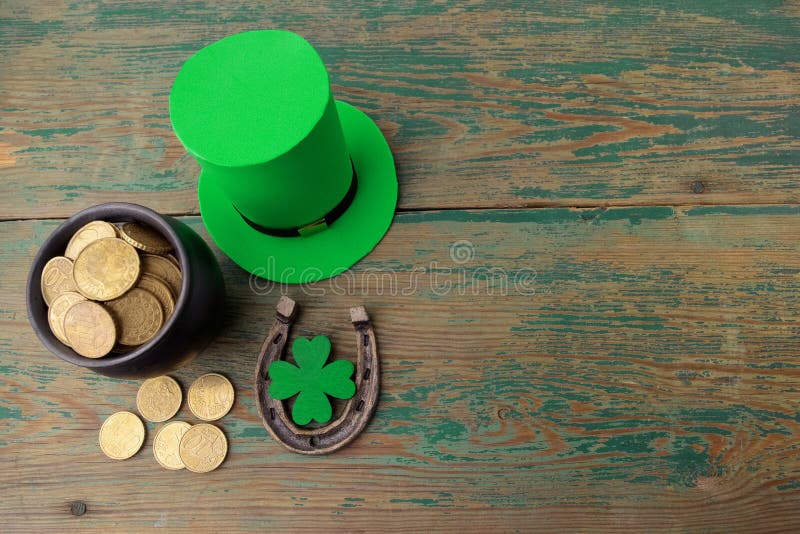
1 0 799 218
2 208 800 530
3 0 800 530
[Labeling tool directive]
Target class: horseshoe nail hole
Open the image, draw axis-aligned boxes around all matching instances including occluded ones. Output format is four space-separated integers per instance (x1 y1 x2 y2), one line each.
273 333 282 344
309 436 319 447
356 399 364 412
269 408 275 420
363 368 371 381
363 333 369 346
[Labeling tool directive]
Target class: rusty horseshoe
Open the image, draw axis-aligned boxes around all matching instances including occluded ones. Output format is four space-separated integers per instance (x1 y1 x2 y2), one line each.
254 296 380 454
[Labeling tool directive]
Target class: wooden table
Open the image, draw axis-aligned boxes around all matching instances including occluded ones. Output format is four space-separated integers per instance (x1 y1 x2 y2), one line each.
2 1 799 531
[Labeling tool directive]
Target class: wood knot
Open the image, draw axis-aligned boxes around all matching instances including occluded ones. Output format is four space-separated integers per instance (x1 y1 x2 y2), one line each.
497 408 511 420
69 501 87 516
691 181 705 194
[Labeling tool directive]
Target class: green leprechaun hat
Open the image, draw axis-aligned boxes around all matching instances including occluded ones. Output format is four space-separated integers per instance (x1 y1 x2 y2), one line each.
169 30 397 283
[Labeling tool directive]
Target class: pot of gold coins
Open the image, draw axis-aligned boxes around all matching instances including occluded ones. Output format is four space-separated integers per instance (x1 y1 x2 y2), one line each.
26 202 225 378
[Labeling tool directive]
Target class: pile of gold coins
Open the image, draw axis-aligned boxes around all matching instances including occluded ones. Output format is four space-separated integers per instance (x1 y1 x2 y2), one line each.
98 373 234 473
40 220 182 358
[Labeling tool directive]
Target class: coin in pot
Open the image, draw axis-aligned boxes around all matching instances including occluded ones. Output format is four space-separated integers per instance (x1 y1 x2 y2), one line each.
104 288 163 346
63 300 117 358
47 291 86 346
140 254 182 297
136 274 175 321
119 222 173 254
40 256 78 306
65 220 118 260
73 237 140 301
166 254 180 268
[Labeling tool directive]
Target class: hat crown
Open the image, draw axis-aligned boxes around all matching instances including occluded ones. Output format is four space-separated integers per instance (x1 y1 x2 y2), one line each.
170 30 353 230
170 30 330 167
178 31 399 283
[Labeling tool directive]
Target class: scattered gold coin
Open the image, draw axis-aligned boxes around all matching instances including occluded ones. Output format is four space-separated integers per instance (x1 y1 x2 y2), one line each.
73 237 141 301
178 423 227 473
94 372 234 470
104 287 164 346
140 254 182 297
40 256 78 306
136 375 182 423
187 373 235 421
65 221 118 260
153 421 192 470
63 300 116 358
99 411 145 460
47 291 86 346
136 274 175 321
120 222 173 254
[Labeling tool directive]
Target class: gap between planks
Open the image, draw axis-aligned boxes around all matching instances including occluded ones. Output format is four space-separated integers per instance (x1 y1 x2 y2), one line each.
3 200 800 224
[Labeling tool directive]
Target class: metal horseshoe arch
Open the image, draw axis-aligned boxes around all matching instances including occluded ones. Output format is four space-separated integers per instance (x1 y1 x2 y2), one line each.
254 296 380 454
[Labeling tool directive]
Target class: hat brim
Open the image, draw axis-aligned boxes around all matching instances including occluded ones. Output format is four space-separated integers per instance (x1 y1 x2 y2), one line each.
198 100 398 283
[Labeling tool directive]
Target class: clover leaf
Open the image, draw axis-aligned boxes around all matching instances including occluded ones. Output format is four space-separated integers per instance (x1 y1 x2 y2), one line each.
268 335 356 425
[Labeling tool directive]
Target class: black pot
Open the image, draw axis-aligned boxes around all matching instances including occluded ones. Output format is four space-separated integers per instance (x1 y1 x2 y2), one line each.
26 202 225 379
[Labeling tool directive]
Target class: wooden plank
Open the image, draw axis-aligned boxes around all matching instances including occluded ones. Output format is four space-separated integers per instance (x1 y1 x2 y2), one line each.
2 207 800 530
1 0 799 218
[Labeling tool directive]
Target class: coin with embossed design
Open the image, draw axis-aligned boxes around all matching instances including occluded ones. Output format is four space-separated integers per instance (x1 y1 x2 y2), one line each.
63 300 116 358
140 254 182 297
119 222 173 254
104 288 163 346
136 375 182 422
73 238 140 301
65 221 119 260
153 421 192 470
178 423 227 473
136 274 175 321
47 291 86 346
99 411 145 460
40 256 78 306
187 373 234 421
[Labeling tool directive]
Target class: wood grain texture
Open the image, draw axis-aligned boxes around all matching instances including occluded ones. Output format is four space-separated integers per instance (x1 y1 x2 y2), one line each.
2 210 800 531
1 0 799 218
3 0 800 531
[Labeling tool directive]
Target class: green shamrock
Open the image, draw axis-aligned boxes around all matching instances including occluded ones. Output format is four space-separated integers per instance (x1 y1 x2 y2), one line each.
268 335 356 425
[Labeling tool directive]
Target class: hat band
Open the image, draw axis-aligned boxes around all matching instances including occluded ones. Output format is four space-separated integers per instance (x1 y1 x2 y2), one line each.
233 159 358 238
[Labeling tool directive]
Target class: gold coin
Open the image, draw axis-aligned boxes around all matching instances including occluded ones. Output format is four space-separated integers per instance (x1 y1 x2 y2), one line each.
40 256 78 306
153 421 192 470
136 274 175 321
166 254 180 269
99 411 145 460
178 423 227 473
140 254 182 297
65 221 118 260
136 375 182 422
104 288 164 346
63 300 116 358
111 344 134 354
119 222 173 254
73 238 140 301
187 373 235 421
47 291 86 345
